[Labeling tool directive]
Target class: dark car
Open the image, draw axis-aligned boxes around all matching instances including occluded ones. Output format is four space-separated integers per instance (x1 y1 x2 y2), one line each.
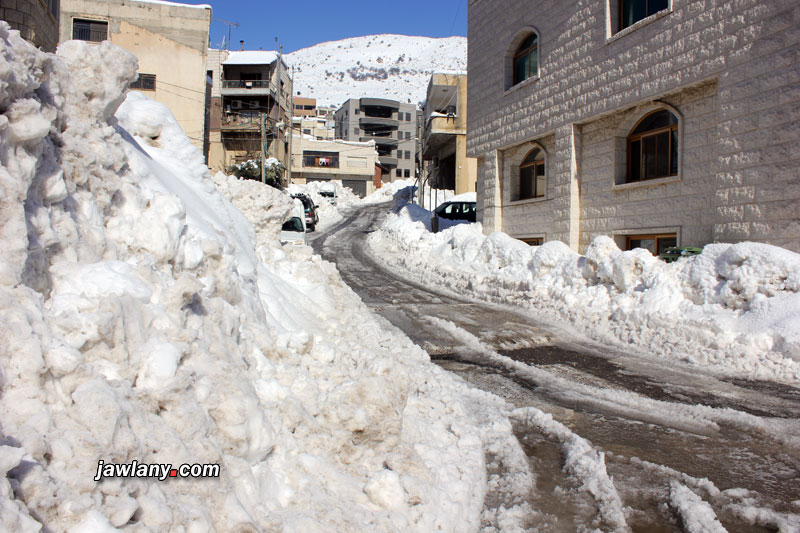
434 200 477 223
659 246 703 263
290 194 319 231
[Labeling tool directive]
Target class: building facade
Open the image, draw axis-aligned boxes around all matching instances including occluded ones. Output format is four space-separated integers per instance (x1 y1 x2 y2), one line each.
423 72 477 195
290 135 379 197
1 0 59 51
468 0 800 252
206 49 293 179
335 97 417 183
60 0 211 155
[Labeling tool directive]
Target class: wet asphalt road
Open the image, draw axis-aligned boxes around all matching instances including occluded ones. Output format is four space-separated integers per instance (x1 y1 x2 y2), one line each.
312 203 800 532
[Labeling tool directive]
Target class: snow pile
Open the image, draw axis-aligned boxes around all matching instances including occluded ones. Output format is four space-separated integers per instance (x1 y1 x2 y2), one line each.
361 177 418 206
368 194 800 382
286 34 467 106
0 27 487 531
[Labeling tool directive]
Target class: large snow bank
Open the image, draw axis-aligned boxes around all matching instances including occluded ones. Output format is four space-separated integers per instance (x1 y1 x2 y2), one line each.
368 189 800 383
0 26 487 531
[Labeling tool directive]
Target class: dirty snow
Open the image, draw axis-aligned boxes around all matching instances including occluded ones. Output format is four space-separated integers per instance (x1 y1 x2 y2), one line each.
368 187 800 384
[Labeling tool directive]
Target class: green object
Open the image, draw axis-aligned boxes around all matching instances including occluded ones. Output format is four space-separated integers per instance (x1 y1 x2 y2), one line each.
659 246 703 263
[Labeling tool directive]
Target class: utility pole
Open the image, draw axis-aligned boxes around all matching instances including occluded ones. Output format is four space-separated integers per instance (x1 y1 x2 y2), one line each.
214 19 239 50
260 112 266 184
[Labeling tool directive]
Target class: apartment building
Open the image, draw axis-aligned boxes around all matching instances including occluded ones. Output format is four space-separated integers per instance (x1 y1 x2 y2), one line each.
291 135 379 197
59 0 211 155
468 0 800 253
422 72 477 195
206 49 293 178
335 97 417 183
1 0 59 51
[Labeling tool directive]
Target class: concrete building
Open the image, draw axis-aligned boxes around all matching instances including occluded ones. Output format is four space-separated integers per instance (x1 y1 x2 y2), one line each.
290 135 379 197
423 72 477 195
1 0 59 52
206 49 293 180
59 0 211 155
335 97 417 183
293 115 334 141
468 0 800 252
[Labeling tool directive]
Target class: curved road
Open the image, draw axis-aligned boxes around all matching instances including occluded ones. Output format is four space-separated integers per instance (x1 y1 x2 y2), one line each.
312 203 800 532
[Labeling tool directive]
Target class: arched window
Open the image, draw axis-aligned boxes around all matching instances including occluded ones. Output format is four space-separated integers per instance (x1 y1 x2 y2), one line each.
520 148 545 199
627 109 678 182
513 33 538 85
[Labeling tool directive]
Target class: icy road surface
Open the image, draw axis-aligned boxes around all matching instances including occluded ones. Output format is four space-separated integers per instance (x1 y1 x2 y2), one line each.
313 203 800 532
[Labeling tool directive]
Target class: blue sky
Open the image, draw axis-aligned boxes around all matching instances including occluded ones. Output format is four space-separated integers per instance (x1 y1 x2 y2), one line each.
184 0 467 53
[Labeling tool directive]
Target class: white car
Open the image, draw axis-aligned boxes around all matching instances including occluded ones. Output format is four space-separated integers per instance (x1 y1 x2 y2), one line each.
319 182 337 205
280 199 307 246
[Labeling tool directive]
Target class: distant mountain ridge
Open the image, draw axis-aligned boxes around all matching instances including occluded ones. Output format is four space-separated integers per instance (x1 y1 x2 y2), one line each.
285 34 467 108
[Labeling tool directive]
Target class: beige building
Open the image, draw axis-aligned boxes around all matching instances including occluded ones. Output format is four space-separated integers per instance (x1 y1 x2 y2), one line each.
293 115 334 141
59 0 212 156
206 49 293 180
468 0 800 252
423 72 477 195
1 0 59 51
291 135 379 197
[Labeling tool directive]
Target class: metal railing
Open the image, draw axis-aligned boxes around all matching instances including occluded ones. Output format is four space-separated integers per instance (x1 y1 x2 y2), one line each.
222 80 270 89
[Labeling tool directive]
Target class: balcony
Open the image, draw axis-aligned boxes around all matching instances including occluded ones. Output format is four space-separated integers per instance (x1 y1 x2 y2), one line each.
378 155 398 167
302 155 339 168
221 111 261 131
360 134 398 146
359 116 398 128
220 80 273 97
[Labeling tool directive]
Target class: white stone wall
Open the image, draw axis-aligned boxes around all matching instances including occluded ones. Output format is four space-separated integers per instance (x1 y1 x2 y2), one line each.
467 0 800 252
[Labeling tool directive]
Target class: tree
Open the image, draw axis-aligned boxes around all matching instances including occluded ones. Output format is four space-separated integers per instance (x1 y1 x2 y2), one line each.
229 157 285 190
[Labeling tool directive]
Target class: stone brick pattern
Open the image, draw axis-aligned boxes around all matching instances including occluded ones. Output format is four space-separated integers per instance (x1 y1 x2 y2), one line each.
1 0 59 52
467 0 800 252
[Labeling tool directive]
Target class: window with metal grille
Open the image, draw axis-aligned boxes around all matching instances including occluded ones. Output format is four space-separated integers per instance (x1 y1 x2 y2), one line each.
72 19 107 42
130 74 156 91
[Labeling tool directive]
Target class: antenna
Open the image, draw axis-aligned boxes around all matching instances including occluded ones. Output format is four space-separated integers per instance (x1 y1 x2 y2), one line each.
214 18 239 50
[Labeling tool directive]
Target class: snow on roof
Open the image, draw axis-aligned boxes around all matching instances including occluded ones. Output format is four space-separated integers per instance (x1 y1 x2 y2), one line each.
128 0 211 9
223 51 279 65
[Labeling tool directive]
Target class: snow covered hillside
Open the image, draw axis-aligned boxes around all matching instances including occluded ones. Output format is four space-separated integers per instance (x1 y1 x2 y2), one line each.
0 25 495 531
285 34 467 107
368 190 800 384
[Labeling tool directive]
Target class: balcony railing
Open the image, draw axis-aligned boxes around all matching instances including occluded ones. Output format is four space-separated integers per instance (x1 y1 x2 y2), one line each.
222 80 270 89
222 112 261 128
303 155 339 168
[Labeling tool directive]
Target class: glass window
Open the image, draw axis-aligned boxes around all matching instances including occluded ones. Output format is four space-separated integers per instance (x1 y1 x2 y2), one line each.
621 0 669 30
396 168 402 177
627 234 677 255
406 112 411 121
404 169 410 177
519 148 545 200
627 110 678 182
513 33 538 85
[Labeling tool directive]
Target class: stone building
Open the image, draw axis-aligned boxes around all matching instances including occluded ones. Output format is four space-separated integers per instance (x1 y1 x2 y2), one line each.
59 0 211 155
468 0 800 252
1 0 59 51
422 72 477 195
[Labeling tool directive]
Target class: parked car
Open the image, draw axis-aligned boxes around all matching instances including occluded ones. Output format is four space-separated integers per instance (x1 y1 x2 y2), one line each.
434 200 477 223
280 200 307 246
659 246 703 263
319 183 337 205
290 193 319 231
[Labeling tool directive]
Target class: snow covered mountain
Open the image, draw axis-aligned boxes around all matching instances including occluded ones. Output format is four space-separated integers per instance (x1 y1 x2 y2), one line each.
285 34 467 107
